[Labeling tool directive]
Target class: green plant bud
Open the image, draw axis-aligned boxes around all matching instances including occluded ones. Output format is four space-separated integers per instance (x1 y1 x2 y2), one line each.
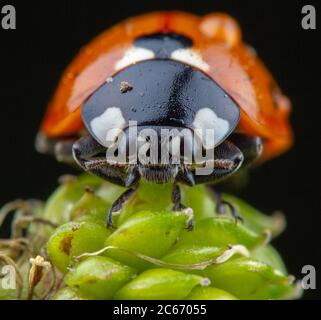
65 256 136 300
0 287 16 300
77 173 104 186
187 286 237 300
114 268 209 300
161 245 249 271
52 287 83 300
1 174 298 300
47 221 111 272
222 194 286 237
182 185 216 221
204 257 295 300
177 217 266 250
95 183 125 206
43 176 101 226
116 183 173 225
251 244 287 275
69 190 110 226
104 211 188 269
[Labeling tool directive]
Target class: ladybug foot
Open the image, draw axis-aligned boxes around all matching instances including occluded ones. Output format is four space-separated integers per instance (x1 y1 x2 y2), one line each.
171 184 194 231
216 199 243 224
106 187 137 229
212 190 243 224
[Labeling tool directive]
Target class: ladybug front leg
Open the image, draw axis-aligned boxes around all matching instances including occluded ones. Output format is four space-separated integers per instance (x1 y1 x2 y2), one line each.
171 184 195 231
72 136 105 169
72 136 129 186
106 187 137 229
72 136 141 229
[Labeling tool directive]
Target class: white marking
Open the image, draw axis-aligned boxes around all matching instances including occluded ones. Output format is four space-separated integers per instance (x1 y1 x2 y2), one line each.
171 48 210 72
115 47 155 71
193 108 230 149
90 107 126 147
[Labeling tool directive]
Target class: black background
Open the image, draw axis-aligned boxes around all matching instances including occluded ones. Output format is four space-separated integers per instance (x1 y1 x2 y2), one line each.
0 0 320 299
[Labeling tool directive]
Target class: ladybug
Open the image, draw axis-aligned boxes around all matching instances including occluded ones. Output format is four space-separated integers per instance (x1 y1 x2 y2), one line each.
36 12 293 229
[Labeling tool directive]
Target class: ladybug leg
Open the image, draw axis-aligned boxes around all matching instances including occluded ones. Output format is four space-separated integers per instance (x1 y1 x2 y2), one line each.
107 187 137 229
36 133 77 165
35 133 59 156
72 136 142 229
72 136 131 186
72 136 105 170
189 140 244 223
55 139 78 164
171 184 194 230
171 184 185 211
202 135 262 222
36 132 86 166
106 167 140 228
208 189 243 223
191 140 244 185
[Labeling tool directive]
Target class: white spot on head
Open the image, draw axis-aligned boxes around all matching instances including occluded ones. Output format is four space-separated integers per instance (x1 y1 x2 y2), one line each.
115 47 155 71
193 108 230 149
90 107 126 147
171 48 210 72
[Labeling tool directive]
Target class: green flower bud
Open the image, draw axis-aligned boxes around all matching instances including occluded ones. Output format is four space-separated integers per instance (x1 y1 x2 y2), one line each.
104 211 189 269
70 190 109 226
47 221 111 272
65 256 136 300
0 174 299 300
177 217 265 249
43 175 102 226
161 245 249 271
222 194 286 237
52 287 83 300
251 244 287 275
187 286 237 300
204 257 295 300
114 268 209 300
